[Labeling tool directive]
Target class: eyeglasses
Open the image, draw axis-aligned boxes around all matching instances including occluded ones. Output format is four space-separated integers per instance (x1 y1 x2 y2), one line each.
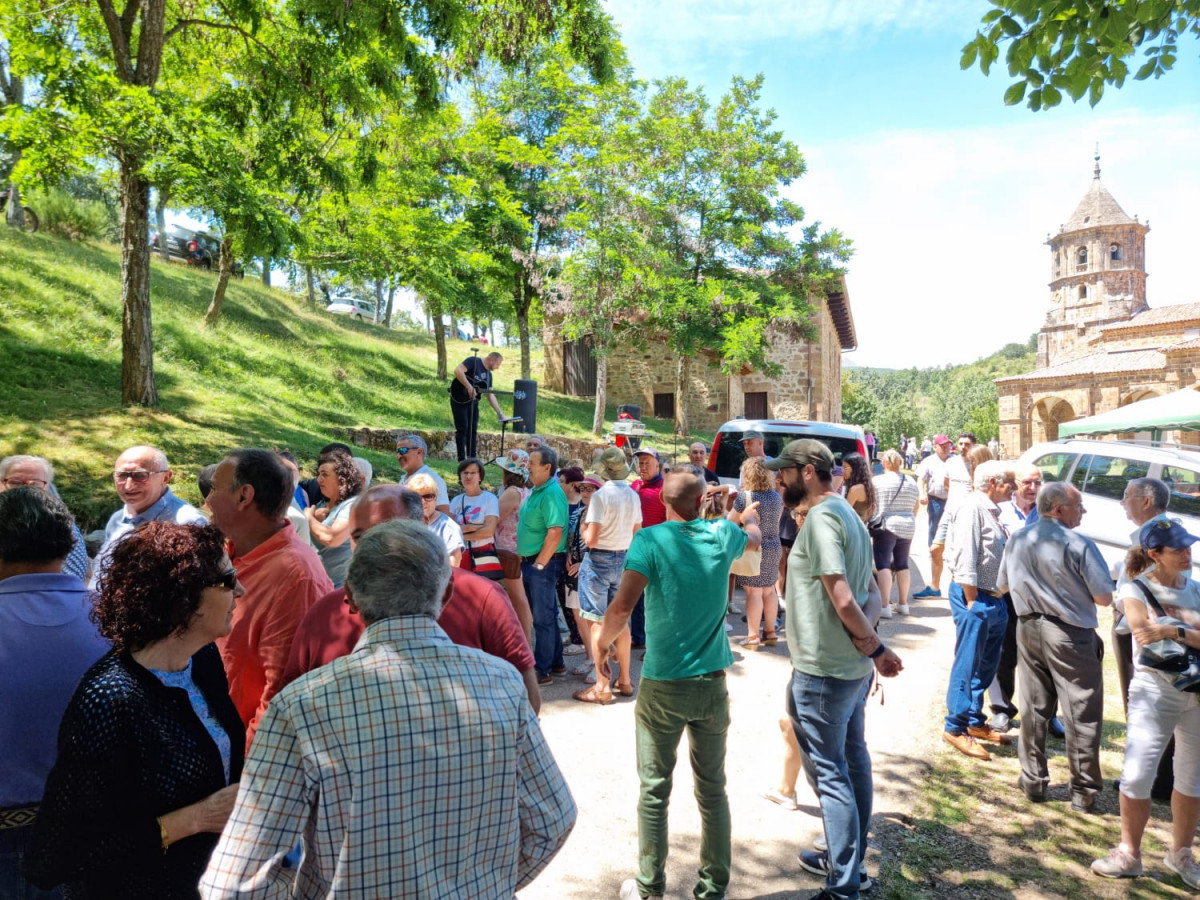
1 477 47 488
395 447 412 456
418 492 438 501
578 485 599 493
113 469 166 484
209 568 238 590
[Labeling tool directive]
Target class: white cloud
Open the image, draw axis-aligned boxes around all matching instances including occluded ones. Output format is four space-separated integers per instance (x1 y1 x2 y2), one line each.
790 111 1200 368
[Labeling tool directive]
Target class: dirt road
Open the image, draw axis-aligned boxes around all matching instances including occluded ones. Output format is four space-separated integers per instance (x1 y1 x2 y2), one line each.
521 515 954 899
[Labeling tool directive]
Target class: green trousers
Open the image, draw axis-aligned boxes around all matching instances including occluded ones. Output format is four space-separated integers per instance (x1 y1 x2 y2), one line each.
634 673 731 899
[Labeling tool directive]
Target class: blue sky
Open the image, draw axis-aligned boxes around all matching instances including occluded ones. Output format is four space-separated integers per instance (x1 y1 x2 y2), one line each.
606 0 1200 368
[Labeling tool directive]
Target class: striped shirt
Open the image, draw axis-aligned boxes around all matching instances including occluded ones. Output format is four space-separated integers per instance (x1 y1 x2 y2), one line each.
200 617 575 899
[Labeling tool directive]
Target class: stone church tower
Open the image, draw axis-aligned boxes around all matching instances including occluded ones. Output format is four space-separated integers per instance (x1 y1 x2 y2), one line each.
1037 153 1150 368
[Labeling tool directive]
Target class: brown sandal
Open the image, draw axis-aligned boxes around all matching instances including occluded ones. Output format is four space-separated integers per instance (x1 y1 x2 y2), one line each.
573 687 614 705
615 683 634 697
763 633 778 646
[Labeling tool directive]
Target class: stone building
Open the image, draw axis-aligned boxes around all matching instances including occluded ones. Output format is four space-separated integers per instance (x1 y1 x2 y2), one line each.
542 278 857 435
996 157 1200 454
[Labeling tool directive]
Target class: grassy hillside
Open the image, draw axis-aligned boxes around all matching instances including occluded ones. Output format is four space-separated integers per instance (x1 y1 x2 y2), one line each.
0 228 680 529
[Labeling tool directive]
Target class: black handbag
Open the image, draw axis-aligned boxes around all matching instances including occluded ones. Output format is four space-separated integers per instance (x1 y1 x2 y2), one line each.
867 474 904 534
1132 580 1200 693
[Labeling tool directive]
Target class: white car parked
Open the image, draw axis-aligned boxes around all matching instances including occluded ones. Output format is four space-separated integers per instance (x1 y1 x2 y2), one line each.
326 297 376 321
1019 439 1200 576
708 418 868 485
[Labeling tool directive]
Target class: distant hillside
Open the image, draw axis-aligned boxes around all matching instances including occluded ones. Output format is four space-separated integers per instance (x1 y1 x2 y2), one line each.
843 336 1037 451
0 229 680 529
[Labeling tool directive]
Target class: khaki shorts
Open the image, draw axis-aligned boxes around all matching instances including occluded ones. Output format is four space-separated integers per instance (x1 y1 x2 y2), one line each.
498 549 523 580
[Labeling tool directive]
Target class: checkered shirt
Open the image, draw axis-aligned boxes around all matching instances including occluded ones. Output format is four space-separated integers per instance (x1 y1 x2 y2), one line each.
199 617 575 899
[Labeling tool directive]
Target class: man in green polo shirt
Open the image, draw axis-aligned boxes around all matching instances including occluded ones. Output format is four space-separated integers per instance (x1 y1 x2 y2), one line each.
517 446 570 683
596 464 761 900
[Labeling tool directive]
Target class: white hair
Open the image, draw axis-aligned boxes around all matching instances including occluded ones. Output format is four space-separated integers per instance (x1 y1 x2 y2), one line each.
346 519 450 624
973 460 1013 490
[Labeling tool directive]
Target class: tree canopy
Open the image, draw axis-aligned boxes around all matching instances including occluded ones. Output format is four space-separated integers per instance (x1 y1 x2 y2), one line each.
962 0 1200 110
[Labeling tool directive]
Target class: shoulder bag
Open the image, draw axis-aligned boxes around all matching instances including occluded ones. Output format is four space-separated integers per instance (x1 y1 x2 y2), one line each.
1132 579 1200 692
867 474 904 535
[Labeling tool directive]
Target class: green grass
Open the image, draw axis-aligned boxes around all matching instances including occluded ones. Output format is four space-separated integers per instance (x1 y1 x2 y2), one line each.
0 228 688 529
879 642 1194 898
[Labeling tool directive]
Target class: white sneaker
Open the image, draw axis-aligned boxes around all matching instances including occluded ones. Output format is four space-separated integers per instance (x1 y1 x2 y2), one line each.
619 877 662 899
570 659 594 676
563 643 586 656
879 604 893 619
896 603 910 615
813 833 828 852
723 621 734 633
762 788 799 810
1166 847 1200 888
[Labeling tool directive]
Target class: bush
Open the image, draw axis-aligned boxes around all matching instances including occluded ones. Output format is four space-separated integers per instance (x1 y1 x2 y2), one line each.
25 187 115 241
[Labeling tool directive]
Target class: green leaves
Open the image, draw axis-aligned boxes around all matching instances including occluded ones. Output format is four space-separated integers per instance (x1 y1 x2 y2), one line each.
962 0 1200 111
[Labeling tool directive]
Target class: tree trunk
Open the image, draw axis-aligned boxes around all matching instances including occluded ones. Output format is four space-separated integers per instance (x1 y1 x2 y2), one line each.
205 236 234 324
674 353 690 436
384 274 396 328
373 278 384 324
119 162 157 406
514 273 532 379
449 313 457 341
489 320 496 346
434 312 448 380
305 266 316 307
6 180 23 229
592 351 607 436
154 190 169 261
260 257 271 286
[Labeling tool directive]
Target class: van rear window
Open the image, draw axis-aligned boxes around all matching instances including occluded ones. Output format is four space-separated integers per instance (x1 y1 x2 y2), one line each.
714 431 861 479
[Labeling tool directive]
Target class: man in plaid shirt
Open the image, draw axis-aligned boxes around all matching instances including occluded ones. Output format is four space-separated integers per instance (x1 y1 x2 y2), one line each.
200 519 575 898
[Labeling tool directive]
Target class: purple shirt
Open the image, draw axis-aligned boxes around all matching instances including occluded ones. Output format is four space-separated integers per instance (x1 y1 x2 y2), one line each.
0 572 109 805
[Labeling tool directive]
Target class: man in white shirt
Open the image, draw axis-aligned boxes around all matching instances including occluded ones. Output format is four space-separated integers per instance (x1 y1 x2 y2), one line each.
395 434 449 514
914 435 954 598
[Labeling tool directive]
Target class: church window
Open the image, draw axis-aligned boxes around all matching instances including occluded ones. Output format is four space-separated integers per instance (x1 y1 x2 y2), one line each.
1076 247 1088 268
1054 253 1061 276
1077 285 1087 300
1110 243 1122 261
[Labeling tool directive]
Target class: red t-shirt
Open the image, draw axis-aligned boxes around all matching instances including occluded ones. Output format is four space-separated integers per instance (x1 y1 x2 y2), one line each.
631 476 667 527
283 567 534 685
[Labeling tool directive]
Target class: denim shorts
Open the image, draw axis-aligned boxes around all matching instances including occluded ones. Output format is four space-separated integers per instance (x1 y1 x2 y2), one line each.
577 549 626 623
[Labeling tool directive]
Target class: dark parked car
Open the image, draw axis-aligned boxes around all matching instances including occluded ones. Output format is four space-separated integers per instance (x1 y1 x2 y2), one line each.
150 225 244 277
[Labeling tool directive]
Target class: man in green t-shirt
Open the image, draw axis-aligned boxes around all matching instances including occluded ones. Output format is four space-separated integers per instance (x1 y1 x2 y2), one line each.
517 446 570 683
595 464 761 900
765 440 902 900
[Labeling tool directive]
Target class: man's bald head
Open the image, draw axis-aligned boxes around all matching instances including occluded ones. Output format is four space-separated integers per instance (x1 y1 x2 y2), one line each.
351 484 423 542
662 468 705 521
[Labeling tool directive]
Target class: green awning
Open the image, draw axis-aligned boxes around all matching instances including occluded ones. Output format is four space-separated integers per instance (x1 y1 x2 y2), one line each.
1059 387 1200 438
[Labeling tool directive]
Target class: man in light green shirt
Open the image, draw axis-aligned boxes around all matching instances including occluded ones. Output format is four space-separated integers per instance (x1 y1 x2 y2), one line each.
766 440 902 900
516 447 570 681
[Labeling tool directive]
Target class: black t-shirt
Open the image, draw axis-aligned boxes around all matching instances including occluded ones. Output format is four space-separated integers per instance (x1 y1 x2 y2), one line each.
451 356 491 402
703 467 720 486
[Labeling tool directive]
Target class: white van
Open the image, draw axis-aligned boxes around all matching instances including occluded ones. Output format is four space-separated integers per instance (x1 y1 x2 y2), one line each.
1019 439 1200 574
707 419 868 486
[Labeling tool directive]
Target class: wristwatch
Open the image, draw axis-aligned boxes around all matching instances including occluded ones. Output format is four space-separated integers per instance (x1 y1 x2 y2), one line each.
534 562 545 571
1178 625 1187 641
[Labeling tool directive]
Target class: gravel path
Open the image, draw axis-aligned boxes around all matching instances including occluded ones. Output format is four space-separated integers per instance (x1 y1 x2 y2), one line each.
521 513 956 899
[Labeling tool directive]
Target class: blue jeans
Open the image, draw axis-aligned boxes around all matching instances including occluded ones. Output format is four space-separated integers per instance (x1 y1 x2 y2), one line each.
634 675 730 900
631 595 646 645
789 670 873 900
0 823 63 900
945 582 1008 734
523 555 565 676
577 549 626 621
926 496 946 545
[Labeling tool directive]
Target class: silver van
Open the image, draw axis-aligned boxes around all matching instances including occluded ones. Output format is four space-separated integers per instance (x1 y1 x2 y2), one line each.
1019 439 1200 573
708 419 868 485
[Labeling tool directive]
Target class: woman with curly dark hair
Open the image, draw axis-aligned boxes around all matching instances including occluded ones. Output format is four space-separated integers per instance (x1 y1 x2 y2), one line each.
305 450 365 588
840 452 877 524
27 522 245 899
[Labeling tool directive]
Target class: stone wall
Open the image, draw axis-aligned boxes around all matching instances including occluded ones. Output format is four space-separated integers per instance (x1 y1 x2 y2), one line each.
332 426 612 471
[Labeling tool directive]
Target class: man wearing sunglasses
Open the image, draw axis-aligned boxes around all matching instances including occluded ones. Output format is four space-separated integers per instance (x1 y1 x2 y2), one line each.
90 445 206 589
396 435 449 515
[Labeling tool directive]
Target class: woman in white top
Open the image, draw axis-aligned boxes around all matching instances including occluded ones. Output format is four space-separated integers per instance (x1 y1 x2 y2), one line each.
870 449 920 617
1093 519 1200 888
408 472 465 568
450 458 500 574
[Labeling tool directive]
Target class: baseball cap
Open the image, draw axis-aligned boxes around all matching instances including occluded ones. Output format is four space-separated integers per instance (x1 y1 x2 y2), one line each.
763 439 835 474
632 447 660 460
1140 518 1199 552
739 427 765 442
933 434 952 446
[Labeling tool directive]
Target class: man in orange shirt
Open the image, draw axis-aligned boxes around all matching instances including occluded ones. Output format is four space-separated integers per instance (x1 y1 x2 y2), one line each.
207 449 333 745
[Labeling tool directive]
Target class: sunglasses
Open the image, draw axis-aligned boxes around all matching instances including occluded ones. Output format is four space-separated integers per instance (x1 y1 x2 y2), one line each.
418 492 438 501
209 568 238 590
395 447 414 456
1154 517 1185 530
113 469 167 484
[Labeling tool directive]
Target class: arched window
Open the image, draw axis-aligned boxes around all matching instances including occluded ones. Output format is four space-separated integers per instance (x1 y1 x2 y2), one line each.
1077 285 1087 300
1110 243 1122 261
1077 246 1088 267
1054 253 1061 276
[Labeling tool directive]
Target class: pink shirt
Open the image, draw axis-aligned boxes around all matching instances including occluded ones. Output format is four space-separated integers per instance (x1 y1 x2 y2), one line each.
217 522 333 747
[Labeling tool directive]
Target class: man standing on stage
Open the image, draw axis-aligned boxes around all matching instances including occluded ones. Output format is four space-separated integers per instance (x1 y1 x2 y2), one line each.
450 351 505 460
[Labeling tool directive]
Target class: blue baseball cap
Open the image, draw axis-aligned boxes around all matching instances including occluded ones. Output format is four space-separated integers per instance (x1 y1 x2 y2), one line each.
1140 518 1199 552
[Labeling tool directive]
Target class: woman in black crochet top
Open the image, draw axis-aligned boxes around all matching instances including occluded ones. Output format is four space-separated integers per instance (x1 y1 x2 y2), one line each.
27 522 245 899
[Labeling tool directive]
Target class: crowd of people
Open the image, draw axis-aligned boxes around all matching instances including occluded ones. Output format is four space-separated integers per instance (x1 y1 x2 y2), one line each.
6 422 1198 898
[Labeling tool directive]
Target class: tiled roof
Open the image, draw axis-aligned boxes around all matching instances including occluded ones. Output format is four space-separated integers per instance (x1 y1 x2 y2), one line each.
995 348 1165 384
827 280 856 352
1061 172 1138 233
1099 303 1200 334
1163 338 1200 353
